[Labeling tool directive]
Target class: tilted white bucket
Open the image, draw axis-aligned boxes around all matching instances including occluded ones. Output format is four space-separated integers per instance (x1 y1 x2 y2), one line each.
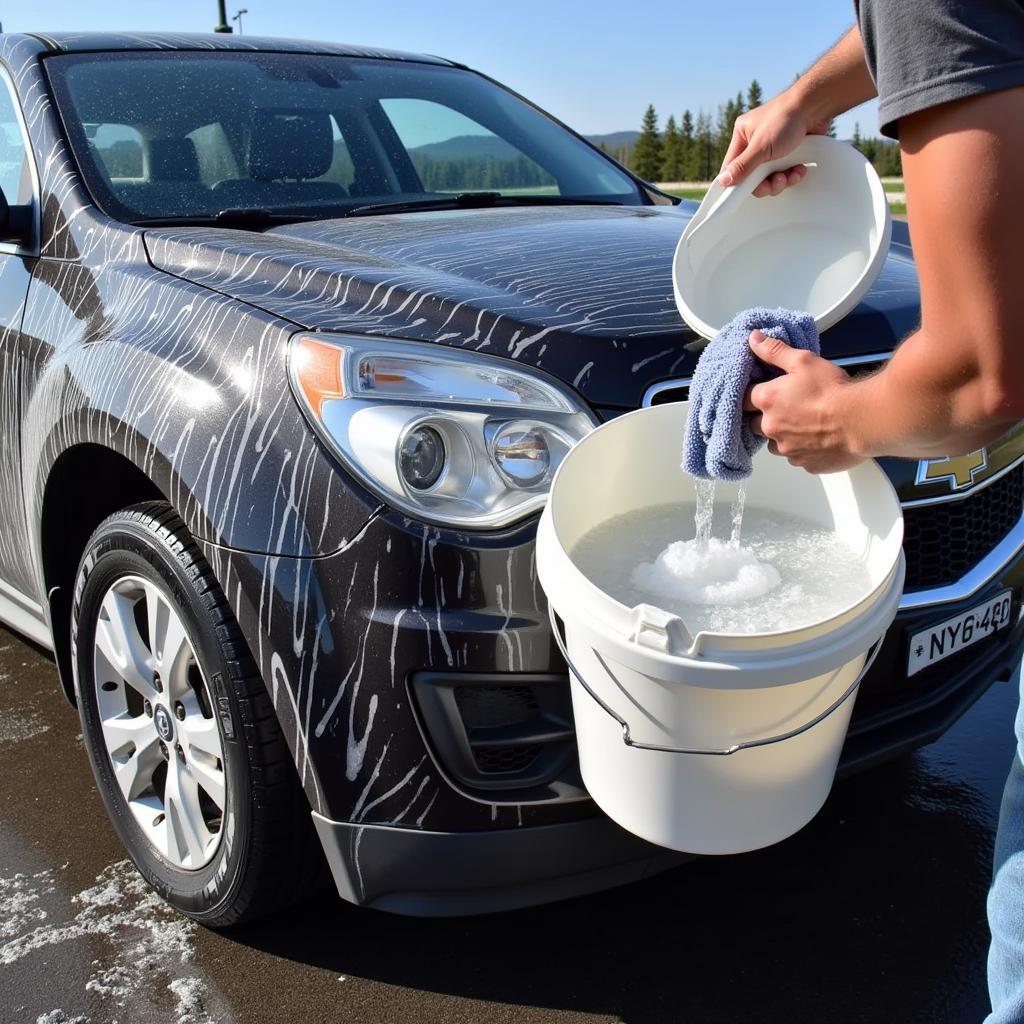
536 402 905 854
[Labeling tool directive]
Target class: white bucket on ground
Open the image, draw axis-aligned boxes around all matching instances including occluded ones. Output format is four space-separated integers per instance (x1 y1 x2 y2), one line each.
673 135 892 339
536 402 904 854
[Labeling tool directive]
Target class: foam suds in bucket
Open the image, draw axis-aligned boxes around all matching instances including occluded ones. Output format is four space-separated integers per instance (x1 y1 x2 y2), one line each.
633 535 782 607
571 501 872 635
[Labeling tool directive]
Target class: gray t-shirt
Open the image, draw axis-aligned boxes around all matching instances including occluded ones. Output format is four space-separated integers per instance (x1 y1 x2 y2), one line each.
855 0 1024 137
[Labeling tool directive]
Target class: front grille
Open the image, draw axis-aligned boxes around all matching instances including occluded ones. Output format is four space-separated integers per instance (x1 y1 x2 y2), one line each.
903 466 1023 590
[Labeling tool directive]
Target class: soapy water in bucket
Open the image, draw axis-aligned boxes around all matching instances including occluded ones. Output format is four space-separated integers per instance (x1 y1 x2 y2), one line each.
571 500 872 635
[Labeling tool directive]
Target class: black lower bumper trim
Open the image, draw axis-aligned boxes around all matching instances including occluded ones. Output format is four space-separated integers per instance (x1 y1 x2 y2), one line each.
311 812 685 917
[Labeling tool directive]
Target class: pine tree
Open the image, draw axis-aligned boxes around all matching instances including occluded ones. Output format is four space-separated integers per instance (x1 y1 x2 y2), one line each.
852 122 862 149
661 114 684 181
695 110 714 181
747 79 763 109
826 120 838 139
715 98 743 169
632 104 663 181
680 109 696 181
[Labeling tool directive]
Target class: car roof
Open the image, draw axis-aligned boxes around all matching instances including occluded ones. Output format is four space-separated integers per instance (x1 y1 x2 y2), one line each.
21 31 453 66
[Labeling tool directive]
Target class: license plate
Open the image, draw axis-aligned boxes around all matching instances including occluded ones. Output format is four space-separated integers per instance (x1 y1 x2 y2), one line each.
907 589 1013 677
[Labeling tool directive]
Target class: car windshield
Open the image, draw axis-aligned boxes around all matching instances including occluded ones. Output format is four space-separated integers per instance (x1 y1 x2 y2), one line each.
44 50 645 225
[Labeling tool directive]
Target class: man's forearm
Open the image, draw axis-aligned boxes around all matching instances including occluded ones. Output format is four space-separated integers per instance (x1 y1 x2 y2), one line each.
788 26 877 125
836 331 1019 459
838 86 1024 461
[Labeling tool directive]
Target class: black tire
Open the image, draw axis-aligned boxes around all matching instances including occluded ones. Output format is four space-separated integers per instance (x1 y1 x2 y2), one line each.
72 501 325 927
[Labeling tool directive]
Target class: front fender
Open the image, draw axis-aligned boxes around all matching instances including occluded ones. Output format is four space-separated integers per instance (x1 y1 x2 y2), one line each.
22 256 379 561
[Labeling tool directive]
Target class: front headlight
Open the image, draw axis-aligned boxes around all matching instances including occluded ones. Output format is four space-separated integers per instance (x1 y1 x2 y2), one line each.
288 333 597 528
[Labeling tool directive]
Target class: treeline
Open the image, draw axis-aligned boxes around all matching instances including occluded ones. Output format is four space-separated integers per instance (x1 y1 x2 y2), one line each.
410 154 555 192
851 123 903 176
602 81 902 181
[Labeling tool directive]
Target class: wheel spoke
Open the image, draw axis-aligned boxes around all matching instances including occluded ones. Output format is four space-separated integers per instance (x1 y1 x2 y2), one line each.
181 715 221 759
95 590 155 698
164 758 212 866
186 752 225 810
113 741 163 803
143 580 191 690
100 711 158 756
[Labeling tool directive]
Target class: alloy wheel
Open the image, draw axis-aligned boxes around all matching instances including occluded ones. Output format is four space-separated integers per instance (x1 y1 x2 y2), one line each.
91 574 225 869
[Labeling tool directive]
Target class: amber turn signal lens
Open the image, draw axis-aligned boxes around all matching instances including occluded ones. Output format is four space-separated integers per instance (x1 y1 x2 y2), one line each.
292 336 346 415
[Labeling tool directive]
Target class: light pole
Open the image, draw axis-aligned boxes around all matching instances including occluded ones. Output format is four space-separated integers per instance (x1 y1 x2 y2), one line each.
232 8 249 34
214 0 232 32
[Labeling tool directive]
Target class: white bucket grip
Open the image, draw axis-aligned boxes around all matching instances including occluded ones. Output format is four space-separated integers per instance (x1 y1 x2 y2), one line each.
629 604 692 654
550 603 882 758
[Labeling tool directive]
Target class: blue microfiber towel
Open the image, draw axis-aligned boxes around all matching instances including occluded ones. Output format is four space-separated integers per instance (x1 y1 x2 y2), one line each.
682 307 820 481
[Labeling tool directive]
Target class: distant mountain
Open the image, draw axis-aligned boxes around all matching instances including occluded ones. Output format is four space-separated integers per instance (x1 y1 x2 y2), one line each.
410 135 520 161
585 131 639 152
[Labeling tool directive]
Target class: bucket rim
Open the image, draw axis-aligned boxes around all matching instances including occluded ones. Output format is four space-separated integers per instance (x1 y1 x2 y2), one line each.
539 404 905 649
544 547 905 689
672 136 893 340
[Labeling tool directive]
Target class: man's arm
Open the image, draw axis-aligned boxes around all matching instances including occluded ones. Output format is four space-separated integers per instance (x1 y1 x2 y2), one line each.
747 86 1024 471
720 26 876 195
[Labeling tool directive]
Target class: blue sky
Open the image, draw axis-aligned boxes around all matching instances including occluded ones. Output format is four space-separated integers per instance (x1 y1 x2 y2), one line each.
4 1 878 143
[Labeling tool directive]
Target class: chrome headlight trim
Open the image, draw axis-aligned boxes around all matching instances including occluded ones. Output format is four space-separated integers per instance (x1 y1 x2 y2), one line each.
287 332 598 529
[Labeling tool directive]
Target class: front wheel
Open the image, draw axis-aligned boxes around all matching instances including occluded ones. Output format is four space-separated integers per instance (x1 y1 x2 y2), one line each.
72 502 323 926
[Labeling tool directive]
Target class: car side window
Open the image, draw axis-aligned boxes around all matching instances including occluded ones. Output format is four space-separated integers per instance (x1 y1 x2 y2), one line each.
89 123 144 181
379 98 558 195
187 122 241 186
0 73 34 207
313 116 355 190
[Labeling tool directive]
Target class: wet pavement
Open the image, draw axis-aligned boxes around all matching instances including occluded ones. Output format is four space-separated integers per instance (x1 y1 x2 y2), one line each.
0 621 1019 1024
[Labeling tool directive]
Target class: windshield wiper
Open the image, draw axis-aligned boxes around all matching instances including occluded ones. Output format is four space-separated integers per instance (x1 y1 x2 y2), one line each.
343 193 627 218
134 208 322 229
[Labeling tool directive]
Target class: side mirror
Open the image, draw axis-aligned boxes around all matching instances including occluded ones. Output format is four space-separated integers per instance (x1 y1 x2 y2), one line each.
0 187 33 247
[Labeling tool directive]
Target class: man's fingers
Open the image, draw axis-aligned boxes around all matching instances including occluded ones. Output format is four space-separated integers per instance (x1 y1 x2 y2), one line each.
742 389 758 413
751 163 807 198
749 412 764 436
748 330 811 373
719 127 748 179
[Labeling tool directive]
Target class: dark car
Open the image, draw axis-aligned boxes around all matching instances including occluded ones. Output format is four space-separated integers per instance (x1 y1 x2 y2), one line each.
0 30 1020 925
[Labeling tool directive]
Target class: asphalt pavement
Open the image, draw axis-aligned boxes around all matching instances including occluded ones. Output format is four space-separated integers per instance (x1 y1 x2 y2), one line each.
1 622 1019 1024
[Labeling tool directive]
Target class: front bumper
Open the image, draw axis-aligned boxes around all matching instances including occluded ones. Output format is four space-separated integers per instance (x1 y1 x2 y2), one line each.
204 488 1024 916
311 813 683 916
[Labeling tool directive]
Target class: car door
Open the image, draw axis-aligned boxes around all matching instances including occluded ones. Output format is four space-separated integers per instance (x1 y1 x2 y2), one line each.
0 66 40 606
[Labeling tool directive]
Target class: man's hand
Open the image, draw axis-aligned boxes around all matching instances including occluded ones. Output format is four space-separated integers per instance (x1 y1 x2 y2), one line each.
719 96 824 196
719 25 875 197
744 330 864 474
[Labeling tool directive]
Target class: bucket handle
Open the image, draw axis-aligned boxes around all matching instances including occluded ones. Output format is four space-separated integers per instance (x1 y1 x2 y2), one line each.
549 604 882 756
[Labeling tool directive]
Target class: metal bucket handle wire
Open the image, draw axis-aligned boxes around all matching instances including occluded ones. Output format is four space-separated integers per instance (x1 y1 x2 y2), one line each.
549 603 881 756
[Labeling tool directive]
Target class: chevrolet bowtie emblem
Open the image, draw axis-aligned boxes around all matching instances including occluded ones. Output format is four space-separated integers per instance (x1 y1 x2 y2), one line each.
915 449 989 490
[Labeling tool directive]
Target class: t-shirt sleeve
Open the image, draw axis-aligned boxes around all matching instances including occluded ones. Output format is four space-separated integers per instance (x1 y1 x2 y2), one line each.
856 0 1024 138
